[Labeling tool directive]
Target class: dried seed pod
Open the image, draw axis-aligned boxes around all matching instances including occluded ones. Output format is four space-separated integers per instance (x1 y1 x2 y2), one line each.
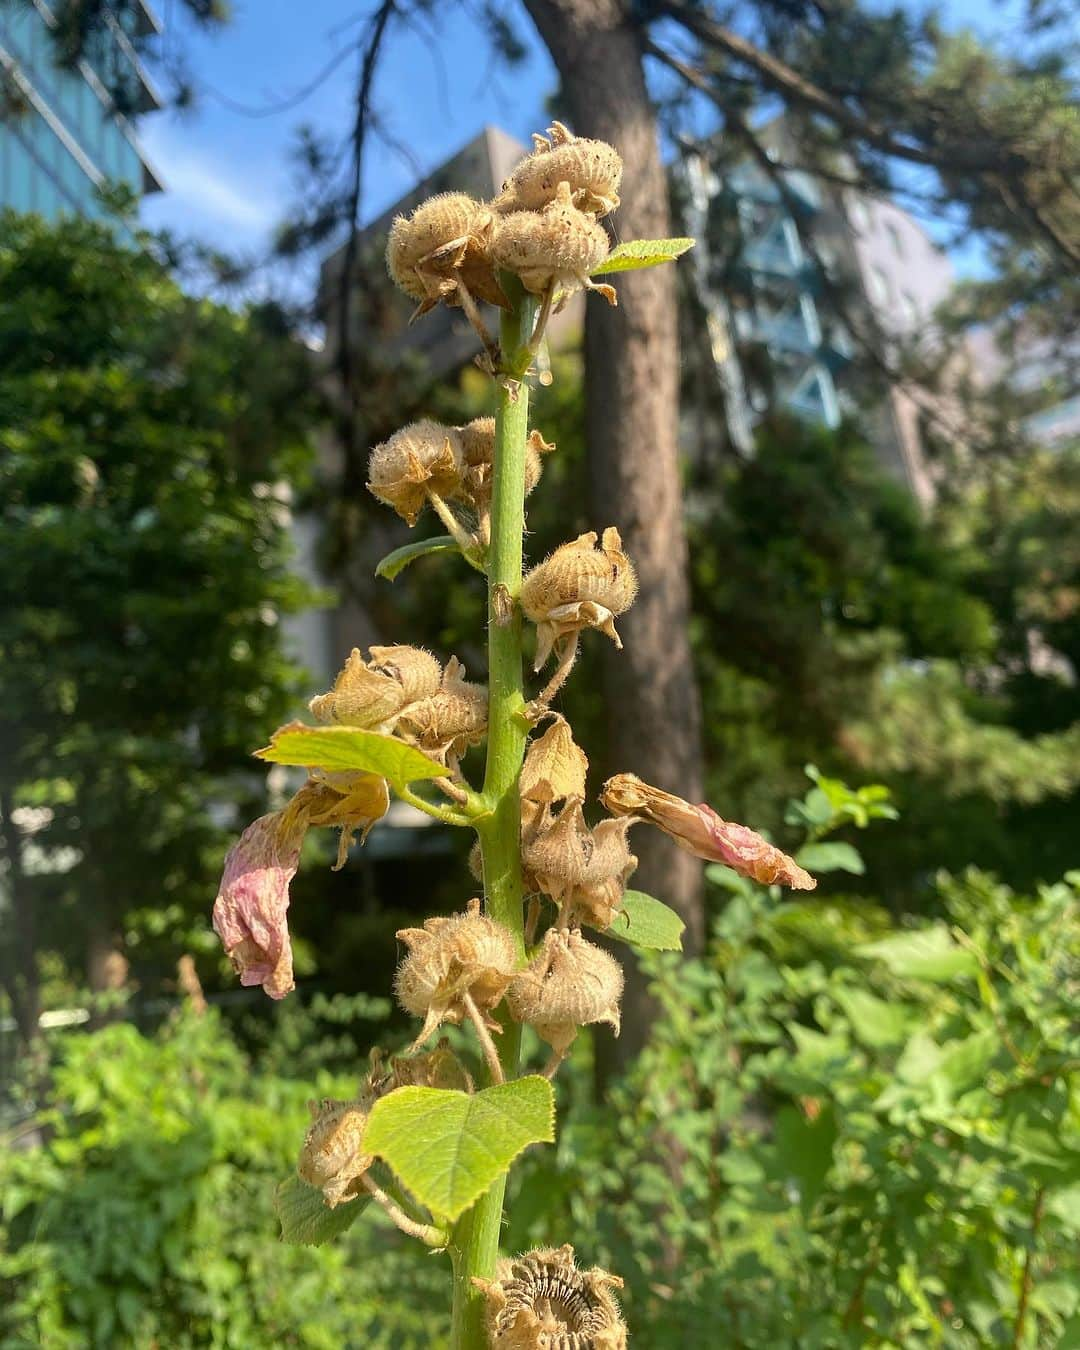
297 1097 374 1207
566 817 638 931
395 657 488 764
459 416 554 510
521 799 592 902
493 120 623 217
385 192 505 314
367 420 465 526
367 644 443 706
309 647 407 729
388 1038 474 1094
520 715 589 805
521 528 638 669
507 927 623 1056
394 898 518 1048
491 182 617 306
474 1243 627 1350
602 773 817 890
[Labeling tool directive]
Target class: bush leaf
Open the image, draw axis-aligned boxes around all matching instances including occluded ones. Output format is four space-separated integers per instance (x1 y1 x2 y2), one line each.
362 1078 555 1222
795 842 865 876
255 722 449 787
275 1174 369 1246
607 889 685 951
375 535 460 582
857 925 978 982
591 237 695 275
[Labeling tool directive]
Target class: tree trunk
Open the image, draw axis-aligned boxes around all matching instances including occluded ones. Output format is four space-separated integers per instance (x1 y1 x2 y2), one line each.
522 0 706 1069
0 789 41 1057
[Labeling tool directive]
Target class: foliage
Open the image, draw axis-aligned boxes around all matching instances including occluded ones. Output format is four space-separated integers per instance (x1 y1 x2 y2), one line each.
0 213 318 1039
0 1009 448 1349
510 864 1080 1345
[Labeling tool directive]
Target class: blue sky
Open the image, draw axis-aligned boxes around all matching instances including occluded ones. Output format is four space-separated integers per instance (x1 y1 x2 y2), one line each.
138 0 1027 273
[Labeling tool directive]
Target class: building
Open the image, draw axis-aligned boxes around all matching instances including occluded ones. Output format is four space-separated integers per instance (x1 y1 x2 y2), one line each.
681 126 956 503
0 0 161 219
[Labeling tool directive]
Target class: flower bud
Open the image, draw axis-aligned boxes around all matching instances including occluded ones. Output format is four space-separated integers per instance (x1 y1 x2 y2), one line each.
395 656 487 764
459 416 554 510
367 420 465 526
491 182 616 305
297 1097 374 1208
394 898 518 1049
601 773 817 890
385 192 504 314
309 647 407 729
521 527 638 669
474 1244 627 1350
494 121 623 217
506 927 622 1056
519 714 589 805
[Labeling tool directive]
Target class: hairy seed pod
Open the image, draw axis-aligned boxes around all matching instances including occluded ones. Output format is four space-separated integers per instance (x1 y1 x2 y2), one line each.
494 120 623 217
297 1097 374 1208
309 647 407 729
388 1038 474 1094
367 420 465 526
507 928 622 1055
394 897 518 1049
474 1244 627 1350
491 182 615 305
521 799 592 902
386 192 505 313
459 416 554 510
566 817 638 931
394 656 488 764
520 715 589 805
521 528 638 669
367 644 443 706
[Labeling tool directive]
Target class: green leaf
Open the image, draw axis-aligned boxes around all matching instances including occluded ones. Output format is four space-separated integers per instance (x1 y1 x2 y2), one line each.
275 1174 369 1246
607 890 685 951
795 841 865 875
362 1079 555 1223
833 987 911 1047
591 237 695 275
374 535 461 581
255 722 449 788
857 925 978 982
773 1104 837 1215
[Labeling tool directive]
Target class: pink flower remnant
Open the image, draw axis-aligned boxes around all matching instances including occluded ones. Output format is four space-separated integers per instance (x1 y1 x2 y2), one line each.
600 773 816 891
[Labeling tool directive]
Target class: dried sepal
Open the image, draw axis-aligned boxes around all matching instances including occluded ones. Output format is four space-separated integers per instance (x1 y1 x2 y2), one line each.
491 182 617 307
459 416 554 510
521 528 638 669
520 799 592 902
302 772 391 870
297 1096 374 1207
367 644 444 706
507 927 623 1055
565 816 638 931
395 656 488 765
520 714 589 805
394 898 518 1049
601 773 817 890
388 1038 474 1094
474 1244 627 1350
385 192 505 315
367 420 465 526
309 647 406 729
494 121 623 217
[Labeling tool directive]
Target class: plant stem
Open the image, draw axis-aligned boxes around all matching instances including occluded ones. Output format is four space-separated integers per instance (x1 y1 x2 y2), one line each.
449 278 537 1350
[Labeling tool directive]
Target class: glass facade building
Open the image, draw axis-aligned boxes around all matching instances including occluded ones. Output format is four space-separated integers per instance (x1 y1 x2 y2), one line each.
0 0 160 219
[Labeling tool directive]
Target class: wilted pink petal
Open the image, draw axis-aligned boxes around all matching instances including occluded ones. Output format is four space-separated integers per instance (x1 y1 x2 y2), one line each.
212 806 309 999
600 773 816 891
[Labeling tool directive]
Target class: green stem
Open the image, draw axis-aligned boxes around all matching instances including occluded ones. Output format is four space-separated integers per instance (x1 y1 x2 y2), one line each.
395 783 478 828
449 279 537 1350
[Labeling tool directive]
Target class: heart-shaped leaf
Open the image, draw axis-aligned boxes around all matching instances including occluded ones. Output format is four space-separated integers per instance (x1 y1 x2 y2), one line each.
362 1078 555 1222
606 889 685 951
255 722 449 788
275 1174 370 1246
592 237 695 275
375 535 461 582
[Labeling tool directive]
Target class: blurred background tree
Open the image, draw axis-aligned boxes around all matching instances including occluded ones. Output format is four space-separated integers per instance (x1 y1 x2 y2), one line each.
0 213 318 1054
